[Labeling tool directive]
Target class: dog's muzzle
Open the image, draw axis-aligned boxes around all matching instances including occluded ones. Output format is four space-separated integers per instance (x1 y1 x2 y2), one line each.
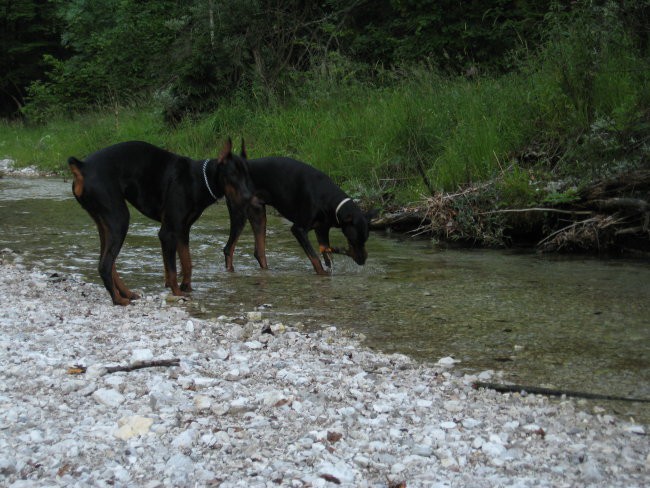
330 246 367 265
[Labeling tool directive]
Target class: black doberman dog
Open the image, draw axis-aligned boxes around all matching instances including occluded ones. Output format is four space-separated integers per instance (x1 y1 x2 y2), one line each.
69 139 254 305
223 150 374 275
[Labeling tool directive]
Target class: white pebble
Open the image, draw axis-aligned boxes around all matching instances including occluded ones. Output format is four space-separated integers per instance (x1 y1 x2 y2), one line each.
92 388 125 407
131 348 154 362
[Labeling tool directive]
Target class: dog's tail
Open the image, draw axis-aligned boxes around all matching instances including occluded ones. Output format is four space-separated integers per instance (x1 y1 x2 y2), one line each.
68 157 85 198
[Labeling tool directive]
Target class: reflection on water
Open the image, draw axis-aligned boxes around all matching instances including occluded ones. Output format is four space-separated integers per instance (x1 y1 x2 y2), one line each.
2 176 649 423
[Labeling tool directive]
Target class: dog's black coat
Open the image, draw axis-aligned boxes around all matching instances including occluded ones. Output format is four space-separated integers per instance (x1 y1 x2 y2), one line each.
224 156 373 274
69 139 253 304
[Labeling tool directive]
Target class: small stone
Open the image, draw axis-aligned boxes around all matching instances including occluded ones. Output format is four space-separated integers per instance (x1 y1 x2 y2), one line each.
373 402 393 413
165 453 193 483
353 455 371 468
225 368 241 380
194 395 212 410
416 399 433 408
440 457 457 468
443 400 463 413
247 311 262 321
437 356 459 367
85 364 108 378
440 421 457 430
317 461 355 485
92 388 125 407
229 397 253 414
624 424 645 435
477 370 494 381
581 460 603 482
114 416 154 440
462 418 481 429
215 347 229 360
131 349 154 362
0 457 17 475
172 429 197 449
482 442 507 459
412 445 433 457
261 390 286 407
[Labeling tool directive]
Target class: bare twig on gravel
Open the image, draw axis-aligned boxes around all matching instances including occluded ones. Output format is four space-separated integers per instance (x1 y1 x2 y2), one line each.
104 359 180 375
104 358 180 374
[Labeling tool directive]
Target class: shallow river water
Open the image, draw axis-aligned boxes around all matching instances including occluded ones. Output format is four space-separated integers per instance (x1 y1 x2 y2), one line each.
2 176 649 422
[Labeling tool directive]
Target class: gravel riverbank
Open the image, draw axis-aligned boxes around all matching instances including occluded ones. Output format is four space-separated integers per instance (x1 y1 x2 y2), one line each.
0 256 648 487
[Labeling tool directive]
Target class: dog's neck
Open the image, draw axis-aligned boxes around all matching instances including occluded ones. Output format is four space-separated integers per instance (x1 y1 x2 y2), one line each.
335 198 352 224
202 159 219 200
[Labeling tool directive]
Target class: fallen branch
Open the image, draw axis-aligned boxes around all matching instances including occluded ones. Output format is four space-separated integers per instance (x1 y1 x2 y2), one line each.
591 198 649 213
473 381 650 403
104 359 180 375
478 207 593 216
615 226 649 236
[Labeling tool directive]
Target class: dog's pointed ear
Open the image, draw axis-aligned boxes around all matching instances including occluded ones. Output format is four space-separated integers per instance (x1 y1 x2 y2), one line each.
240 138 247 159
218 138 233 163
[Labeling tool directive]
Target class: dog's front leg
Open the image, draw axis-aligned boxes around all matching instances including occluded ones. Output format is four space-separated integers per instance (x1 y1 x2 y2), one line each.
315 227 333 268
177 236 193 292
291 225 329 275
224 201 249 272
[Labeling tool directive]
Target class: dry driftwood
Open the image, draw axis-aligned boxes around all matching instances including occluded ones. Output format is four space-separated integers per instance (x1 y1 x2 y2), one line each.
537 170 649 252
372 169 650 252
369 211 428 232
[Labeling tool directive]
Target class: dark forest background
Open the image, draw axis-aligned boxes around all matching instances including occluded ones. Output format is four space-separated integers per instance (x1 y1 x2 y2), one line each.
3 1 647 121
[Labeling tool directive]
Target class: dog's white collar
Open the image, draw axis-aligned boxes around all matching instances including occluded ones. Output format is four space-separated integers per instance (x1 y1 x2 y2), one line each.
335 198 352 224
202 159 218 200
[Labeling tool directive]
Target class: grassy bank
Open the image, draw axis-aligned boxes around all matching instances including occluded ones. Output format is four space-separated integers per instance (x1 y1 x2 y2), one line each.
2 47 648 214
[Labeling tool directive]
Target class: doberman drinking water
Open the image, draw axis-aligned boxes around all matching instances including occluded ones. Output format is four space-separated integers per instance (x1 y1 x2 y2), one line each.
69 139 254 305
223 149 374 275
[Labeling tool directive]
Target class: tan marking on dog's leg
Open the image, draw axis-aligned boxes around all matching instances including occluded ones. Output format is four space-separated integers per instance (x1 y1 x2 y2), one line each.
166 268 186 297
178 243 192 292
112 264 140 300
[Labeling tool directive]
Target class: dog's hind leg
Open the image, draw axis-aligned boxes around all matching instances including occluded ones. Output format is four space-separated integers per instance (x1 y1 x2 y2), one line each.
249 205 269 269
96 203 132 305
158 222 186 297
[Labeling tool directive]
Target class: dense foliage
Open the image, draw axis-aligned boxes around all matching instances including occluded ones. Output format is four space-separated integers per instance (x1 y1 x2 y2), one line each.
3 0 557 119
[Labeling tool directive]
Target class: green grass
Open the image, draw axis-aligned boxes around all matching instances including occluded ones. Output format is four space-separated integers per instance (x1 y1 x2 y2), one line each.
0 107 164 172
2 38 647 210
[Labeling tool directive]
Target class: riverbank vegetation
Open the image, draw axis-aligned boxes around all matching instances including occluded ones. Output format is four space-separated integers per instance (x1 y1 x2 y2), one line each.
1 1 649 252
